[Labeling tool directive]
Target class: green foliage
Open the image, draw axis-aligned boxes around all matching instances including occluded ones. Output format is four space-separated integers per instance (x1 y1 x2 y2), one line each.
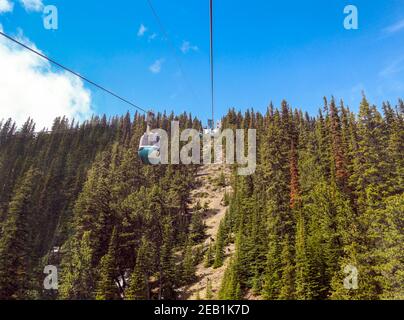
218 97 403 300
181 240 197 284
126 237 153 300
204 243 214 268
189 210 205 243
95 228 120 300
213 220 226 269
0 168 39 299
0 97 402 300
262 233 280 299
59 232 95 300
215 171 227 188
279 235 295 300
218 258 242 300
223 192 230 206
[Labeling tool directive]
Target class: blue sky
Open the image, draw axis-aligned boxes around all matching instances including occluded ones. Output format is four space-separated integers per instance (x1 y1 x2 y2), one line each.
1 0 404 125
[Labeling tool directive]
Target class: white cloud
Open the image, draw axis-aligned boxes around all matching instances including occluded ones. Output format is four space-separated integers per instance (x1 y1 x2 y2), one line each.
180 41 199 54
380 57 404 77
148 33 157 42
0 0 13 13
0 26 93 130
20 0 43 12
137 24 147 37
149 58 164 74
383 19 404 34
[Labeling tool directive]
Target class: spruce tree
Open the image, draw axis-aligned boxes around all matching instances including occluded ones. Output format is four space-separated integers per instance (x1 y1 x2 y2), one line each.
59 232 94 300
0 168 39 299
261 232 281 299
95 228 120 300
181 239 196 284
213 220 226 269
205 278 213 300
126 236 156 300
294 210 311 300
204 244 214 268
278 235 295 300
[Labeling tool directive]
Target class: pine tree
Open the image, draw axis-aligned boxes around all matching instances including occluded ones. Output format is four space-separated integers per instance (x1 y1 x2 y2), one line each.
218 257 243 300
213 220 226 269
374 194 404 299
303 180 348 299
262 232 281 299
204 244 214 268
126 264 147 300
0 98 402 301
278 235 295 300
158 217 178 300
95 228 120 300
289 141 300 209
350 95 388 210
189 209 205 243
126 236 154 300
59 232 94 300
329 97 349 191
294 210 311 300
0 168 39 299
205 278 213 300
181 240 196 283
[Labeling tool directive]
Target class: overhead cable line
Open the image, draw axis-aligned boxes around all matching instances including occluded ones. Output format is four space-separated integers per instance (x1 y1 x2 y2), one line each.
0 30 147 114
209 0 215 124
145 0 201 107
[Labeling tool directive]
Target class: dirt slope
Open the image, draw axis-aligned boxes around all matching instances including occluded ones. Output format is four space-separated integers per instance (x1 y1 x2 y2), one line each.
180 164 235 300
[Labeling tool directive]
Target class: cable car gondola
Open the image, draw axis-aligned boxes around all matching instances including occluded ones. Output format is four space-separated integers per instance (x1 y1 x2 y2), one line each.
203 119 221 136
139 0 216 164
138 111 161 165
